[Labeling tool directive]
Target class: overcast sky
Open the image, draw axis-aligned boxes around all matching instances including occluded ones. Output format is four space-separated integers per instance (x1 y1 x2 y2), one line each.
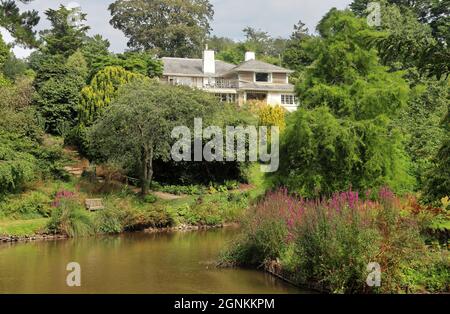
1 0 353 58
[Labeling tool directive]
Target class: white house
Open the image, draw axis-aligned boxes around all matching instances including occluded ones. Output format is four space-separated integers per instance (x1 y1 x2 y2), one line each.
161 48 299 112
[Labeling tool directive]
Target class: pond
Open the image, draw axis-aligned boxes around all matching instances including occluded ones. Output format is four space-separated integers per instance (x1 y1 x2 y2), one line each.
0 227 306 294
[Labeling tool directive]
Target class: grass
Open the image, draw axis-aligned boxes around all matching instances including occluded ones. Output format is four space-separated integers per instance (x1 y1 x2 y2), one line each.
0 218 49 236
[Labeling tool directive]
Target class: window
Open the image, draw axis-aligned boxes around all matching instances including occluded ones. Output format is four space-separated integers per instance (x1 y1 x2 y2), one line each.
281 95 298 105
215 93 236 103
255 72 270 83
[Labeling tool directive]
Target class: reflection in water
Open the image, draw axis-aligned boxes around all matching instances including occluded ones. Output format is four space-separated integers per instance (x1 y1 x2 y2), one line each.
0 228 305 294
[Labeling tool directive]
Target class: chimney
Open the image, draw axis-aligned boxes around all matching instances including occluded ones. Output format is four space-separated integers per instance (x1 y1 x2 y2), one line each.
203 45 215 74
245 51 256 61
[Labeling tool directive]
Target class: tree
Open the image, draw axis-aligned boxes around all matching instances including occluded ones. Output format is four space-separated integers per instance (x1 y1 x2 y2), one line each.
274 9 413 197
109 0 214 57
0 33 9 67
89 52 163 80
89 81 220 195
79 66 147 125
40 5 90 58
422 102 450 204
282 20 314 78
397 77 448 188
351 0 449 79
33 52 87 134
81 35 111 69
0 0 40 48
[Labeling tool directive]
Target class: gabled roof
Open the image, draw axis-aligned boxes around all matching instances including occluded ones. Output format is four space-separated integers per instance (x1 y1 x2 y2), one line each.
226 59 294 74
162 57 235 77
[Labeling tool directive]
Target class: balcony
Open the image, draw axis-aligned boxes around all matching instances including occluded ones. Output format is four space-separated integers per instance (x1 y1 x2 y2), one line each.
204 79 239 89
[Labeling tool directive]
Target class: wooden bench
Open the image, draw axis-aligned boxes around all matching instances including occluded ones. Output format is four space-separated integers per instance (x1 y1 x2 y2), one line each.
85 199 104 212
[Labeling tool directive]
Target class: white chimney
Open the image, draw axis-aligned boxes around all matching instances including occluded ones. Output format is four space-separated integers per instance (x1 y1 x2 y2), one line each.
203 45 215 74
245 51 256 61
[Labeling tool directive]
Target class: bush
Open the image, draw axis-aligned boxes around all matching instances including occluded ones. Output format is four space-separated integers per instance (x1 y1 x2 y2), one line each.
258 105 286 131
0 191 52 219
94 207 123 234
46 199 94 237
224 188 438 293
143 193 158 204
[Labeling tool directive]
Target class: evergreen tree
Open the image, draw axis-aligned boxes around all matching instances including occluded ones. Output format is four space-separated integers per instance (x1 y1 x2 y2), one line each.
275 9 414 197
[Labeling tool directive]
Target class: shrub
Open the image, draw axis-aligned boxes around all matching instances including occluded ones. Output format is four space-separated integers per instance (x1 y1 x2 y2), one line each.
94 207 123 234
258 105 286 131
224 188 436 293
0 191 52 219
143 193 157 204
46 199 94 237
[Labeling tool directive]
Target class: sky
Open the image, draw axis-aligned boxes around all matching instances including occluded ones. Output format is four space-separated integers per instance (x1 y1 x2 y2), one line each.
1 0 353 58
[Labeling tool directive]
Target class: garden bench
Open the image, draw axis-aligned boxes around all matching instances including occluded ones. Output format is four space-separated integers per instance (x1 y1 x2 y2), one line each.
85 199 105 212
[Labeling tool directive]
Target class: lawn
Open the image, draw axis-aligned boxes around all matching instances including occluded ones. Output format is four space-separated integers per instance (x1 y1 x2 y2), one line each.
0 218 49 236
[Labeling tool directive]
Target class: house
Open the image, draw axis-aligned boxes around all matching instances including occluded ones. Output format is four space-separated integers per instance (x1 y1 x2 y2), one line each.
161 48 299 112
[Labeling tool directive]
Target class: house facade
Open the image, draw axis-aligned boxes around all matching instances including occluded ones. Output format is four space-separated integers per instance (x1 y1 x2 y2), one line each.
161 49 299 112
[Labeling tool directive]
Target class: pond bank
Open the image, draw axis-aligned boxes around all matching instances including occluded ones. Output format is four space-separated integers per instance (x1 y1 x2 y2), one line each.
0 222 241 244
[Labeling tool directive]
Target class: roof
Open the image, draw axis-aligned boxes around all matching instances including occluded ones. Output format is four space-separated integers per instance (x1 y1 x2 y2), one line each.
226 59 294 74
239 82 295 92
162 57 235 77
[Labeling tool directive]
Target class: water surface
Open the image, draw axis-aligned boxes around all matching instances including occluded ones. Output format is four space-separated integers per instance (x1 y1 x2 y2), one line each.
0 228 304 294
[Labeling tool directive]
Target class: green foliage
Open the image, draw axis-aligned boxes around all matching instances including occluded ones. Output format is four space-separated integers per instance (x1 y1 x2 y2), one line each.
0 191 51 219
93 207 123 234
277 107 414 197
0 33 10 68
351 0 449 79
89 52 163 79
32 53 87 134
397 78 448 188
224 189 442 293
422 104 450 204
78 66 147 125
258 105 286 131
275 10 414 197
0 132 37 194
40 5 90 58
143 193 158 204
0 0 40 48
46 199 94 237
89 81 221 195
282 20 314 75
1 54 29 81
80 35 111 69
66 50 88 80
109 0 214 58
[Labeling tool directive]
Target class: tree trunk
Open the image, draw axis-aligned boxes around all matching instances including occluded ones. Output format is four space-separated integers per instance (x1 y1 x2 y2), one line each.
141 148 149 196
140 146 154 196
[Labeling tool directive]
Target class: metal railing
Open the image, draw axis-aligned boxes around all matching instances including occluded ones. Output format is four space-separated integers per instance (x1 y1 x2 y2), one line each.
205 79 239 89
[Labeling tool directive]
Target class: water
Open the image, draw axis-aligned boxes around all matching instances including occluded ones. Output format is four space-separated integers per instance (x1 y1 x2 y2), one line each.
0 228 305 294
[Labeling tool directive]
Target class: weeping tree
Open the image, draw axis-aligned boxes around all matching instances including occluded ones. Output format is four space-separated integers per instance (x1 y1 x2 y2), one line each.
274 9 414 197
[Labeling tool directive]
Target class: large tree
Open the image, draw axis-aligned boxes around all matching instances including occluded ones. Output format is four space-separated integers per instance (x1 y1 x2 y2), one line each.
108 0 214 58
275 9 413 197
40 5 90 58
89 81 220 195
